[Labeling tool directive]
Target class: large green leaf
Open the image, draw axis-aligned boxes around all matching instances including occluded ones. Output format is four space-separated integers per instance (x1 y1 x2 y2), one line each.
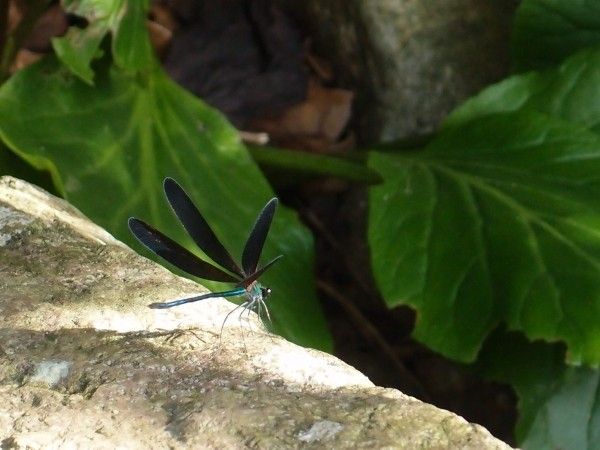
512 0 600 72
0 56 332 351
52 24 107 85
369 110 600 364
52 0 154 81
520 367 600 449
476 330 600 450
446 46 600 132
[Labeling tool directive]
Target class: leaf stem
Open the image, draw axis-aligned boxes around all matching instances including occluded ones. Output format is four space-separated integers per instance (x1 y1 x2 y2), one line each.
370 132 436 153
301 205 429 398
317 280 430 401
248 144 382 184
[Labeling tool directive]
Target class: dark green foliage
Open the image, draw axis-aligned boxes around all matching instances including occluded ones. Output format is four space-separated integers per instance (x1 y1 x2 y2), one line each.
368 1 600 448
0 0 331 351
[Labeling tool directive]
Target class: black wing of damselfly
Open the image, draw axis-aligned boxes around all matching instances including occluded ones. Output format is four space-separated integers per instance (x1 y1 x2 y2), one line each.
131 177 283 294
239 255 283 288
128 217 238 283
242 197 278 276
164 177 245 279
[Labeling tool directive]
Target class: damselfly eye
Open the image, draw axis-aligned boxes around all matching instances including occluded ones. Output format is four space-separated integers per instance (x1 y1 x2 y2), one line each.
261 287 272 299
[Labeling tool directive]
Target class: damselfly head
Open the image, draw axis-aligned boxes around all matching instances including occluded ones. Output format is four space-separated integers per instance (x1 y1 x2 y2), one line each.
261 287 272 300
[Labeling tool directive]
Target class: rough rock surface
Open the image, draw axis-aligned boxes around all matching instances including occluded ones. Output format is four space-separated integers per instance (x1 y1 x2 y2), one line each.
0 177 513 449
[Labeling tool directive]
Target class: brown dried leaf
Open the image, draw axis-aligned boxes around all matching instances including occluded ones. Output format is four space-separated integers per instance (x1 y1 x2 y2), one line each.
250 78 353 153
147 20 173 58
12 49 43 73
22 4 68 52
